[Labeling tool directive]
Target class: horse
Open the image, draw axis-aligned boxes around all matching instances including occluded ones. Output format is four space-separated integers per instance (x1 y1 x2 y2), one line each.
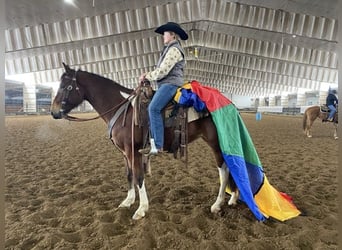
303 105 338 139
51 63 239 220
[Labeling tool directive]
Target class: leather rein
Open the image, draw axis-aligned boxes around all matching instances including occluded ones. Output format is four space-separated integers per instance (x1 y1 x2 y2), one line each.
60 72 140 122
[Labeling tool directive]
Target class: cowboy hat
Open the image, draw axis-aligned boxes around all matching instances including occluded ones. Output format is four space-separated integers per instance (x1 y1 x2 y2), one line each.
155 22 188 40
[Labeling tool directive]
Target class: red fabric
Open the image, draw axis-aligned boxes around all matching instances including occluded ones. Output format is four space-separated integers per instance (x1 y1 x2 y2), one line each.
190 80 232 112
279 192 294 203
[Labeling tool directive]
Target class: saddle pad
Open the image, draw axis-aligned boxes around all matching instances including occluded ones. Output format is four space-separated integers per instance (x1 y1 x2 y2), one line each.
165 106 203 123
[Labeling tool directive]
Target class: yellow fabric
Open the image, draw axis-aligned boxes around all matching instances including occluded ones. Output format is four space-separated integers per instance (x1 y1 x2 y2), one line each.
225 175 301 221
254 176 301 221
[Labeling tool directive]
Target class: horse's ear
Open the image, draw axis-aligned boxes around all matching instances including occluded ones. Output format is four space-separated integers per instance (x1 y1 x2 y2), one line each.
62 62 71 73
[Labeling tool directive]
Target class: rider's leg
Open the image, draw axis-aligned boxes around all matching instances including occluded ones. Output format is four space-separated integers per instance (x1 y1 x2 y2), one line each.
148 84 178 152
327 105 336 121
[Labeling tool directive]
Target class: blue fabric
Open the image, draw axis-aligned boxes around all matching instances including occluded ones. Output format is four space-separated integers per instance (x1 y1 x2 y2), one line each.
178 88 206 112
223 154 265 221
148 84 179 149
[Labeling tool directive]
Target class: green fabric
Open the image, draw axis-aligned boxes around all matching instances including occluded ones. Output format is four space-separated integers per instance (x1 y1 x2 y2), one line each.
211 105 262 168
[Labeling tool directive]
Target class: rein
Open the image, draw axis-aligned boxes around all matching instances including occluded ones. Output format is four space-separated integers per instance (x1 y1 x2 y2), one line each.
62 77 141 122
64 96 133 122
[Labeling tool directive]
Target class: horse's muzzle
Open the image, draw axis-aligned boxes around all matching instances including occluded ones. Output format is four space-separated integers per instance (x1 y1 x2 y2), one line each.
51 111 63 119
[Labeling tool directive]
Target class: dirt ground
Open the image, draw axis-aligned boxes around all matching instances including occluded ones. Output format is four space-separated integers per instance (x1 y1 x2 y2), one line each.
5 112 338 249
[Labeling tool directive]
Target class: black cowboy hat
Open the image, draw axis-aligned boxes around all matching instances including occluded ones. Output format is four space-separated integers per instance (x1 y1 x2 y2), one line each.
155 22 188 40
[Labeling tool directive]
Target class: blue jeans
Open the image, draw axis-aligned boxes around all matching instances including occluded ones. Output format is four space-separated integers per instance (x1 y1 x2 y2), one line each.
148 84 179 149
328 105 336 119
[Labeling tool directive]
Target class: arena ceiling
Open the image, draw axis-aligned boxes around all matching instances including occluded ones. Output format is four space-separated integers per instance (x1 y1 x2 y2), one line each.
5 0 338 97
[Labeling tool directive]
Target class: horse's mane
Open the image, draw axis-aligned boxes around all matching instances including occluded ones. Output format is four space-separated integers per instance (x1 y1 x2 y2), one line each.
77 69 133 93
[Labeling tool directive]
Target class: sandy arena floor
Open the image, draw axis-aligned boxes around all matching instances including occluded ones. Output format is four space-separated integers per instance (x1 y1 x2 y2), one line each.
5 112 338 249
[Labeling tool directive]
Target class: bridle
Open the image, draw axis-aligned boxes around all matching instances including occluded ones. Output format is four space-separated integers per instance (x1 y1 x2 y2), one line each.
59 71 80 114
58 70 140 122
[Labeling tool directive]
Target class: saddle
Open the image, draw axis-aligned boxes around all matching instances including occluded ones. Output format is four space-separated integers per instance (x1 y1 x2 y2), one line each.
320 105 330 113
134 80 207 161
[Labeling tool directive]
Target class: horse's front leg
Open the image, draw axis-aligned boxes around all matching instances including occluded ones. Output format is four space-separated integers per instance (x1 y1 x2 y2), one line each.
211 163 229 213
118 157 136 208
119 184 135 208
132 152 149 220
132 180 149 220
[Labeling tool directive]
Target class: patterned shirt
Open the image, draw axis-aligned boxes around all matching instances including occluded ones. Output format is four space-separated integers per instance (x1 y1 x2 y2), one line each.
145 46 183 81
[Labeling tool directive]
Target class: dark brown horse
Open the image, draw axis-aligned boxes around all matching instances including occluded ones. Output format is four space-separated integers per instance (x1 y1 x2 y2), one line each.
51 63 238 220
303 105 338 139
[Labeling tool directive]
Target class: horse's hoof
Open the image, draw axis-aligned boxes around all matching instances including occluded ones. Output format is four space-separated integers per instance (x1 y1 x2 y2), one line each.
210 205 221 214
307 135 312 138
118 202 131 208
132 212 145 220
228 200 237 206
228 197 237 206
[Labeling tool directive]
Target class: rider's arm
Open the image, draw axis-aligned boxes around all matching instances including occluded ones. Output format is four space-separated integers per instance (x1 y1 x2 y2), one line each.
145 47 183 81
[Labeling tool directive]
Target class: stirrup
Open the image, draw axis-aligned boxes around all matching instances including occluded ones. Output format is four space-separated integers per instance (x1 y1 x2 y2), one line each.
138 147 159 156
138 147 151 154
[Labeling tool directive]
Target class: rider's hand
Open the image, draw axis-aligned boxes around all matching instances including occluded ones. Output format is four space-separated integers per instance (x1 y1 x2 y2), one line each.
139 73 147 84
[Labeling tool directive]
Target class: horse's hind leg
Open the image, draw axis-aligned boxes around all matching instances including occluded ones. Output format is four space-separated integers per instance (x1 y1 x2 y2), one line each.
227 174 239 206
211 163 229 213
305 118 313 138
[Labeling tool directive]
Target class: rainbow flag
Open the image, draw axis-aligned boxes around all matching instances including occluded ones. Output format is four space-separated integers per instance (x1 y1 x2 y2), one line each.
176 80 301 221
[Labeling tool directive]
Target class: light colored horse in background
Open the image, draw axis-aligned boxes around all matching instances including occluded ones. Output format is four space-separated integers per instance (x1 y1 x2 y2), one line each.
303 106 338 139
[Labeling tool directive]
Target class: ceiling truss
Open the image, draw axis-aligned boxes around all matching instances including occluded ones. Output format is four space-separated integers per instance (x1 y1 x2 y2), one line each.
5 0 338 97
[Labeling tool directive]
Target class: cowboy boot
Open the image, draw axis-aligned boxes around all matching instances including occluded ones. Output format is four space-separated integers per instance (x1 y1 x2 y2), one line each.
148 138 158 155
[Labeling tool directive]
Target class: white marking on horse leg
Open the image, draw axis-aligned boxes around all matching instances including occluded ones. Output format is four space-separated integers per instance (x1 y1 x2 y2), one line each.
228 189 239 206
211 165 228 214
119 186 135 208
334 124 338 139
132 181 149 220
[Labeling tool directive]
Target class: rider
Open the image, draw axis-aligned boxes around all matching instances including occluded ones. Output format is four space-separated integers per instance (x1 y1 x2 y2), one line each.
138 22 188 155
326 89 338 122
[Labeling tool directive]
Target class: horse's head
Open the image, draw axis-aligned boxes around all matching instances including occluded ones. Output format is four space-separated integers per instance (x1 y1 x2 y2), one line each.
51 63 86 119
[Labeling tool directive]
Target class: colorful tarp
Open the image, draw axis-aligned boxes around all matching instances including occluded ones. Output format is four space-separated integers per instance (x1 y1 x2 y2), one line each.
175 80 301 221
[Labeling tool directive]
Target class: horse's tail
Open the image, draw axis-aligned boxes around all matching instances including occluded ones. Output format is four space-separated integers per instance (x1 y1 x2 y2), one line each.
303 109 308 131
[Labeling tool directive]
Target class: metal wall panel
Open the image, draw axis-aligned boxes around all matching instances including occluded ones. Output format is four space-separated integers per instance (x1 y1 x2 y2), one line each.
5 0 338 97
